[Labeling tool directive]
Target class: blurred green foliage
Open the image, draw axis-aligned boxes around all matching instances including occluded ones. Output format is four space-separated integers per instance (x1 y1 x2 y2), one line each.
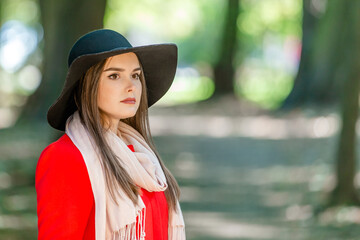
104 0 302 108
1 0 302 108
237 0 302 108
1 0 39 25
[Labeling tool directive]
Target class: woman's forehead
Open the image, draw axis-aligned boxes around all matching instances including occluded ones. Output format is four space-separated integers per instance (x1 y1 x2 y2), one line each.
105 52 140 67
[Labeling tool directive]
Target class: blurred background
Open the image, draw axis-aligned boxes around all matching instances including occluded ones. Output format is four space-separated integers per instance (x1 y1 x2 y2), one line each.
1 0 360 239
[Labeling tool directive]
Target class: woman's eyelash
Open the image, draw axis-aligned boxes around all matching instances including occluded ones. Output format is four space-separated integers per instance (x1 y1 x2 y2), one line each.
108 73 119 80
108 72 140 80
133 73 141 79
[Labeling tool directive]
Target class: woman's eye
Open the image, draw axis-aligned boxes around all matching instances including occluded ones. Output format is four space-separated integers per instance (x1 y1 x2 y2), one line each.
133 73 140 80
108 73 119 80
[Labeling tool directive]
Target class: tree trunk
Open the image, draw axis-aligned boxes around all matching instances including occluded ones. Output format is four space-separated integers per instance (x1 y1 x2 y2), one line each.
281 0 318 109
212 0 240 98
15 0 107 133
307 0 346 104
282 0 349 108
330 0 360 206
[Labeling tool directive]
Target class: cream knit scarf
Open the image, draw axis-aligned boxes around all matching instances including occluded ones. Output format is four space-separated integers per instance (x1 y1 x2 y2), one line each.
65 110 185 239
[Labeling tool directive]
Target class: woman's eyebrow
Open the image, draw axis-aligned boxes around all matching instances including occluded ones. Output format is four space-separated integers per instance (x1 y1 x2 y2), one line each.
103 67 141 72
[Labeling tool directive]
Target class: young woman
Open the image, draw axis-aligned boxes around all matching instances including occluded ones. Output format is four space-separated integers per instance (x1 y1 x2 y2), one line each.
35 29 185 240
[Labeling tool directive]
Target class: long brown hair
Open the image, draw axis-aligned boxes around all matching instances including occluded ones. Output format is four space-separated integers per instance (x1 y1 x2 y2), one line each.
73 55 181 213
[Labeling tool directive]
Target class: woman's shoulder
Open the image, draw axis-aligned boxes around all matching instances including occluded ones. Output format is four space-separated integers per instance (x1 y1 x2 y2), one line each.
39 133 81 159
36 133 84 176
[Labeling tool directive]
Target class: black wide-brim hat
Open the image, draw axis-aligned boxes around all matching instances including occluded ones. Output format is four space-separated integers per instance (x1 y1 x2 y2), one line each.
47 29 178 131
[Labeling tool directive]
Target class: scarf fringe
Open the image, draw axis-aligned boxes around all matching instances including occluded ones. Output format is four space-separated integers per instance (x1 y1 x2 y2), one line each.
168 226 186 239
112 208 146 240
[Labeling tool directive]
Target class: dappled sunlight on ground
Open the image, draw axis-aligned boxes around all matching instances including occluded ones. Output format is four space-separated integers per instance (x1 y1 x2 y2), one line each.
185 211 283 239
149 114 339 139
285 204 313 221
0 214 35 230
152 127 360 239
318 206 360 224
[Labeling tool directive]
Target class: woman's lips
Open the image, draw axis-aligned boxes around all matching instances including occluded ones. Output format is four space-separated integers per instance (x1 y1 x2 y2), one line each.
121 98 136 104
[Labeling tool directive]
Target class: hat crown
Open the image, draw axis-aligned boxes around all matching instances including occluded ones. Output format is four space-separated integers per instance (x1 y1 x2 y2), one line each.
68 29 133 67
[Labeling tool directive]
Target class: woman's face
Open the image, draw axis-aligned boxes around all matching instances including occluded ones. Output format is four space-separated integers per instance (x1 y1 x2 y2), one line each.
97 52 142 128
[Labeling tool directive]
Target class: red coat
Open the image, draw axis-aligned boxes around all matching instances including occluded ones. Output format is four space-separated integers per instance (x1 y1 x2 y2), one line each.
36 133 169 239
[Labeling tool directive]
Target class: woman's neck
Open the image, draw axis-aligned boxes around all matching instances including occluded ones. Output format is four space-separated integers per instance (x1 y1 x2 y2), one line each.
101 115 130 145
116 128 131 145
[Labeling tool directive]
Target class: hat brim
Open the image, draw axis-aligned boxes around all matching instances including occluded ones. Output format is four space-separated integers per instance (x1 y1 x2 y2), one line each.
47 44 177 131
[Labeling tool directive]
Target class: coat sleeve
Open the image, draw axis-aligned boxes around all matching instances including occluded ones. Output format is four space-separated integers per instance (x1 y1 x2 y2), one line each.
35 141 94 239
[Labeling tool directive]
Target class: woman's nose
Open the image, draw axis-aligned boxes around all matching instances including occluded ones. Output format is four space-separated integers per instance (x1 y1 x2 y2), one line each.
125 76 135 91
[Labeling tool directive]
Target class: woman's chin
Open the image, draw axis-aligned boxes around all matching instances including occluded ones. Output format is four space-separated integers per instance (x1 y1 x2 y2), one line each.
117 111 137 119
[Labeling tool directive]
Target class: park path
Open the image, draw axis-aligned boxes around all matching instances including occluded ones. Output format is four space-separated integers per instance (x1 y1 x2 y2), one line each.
149 97 358 240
